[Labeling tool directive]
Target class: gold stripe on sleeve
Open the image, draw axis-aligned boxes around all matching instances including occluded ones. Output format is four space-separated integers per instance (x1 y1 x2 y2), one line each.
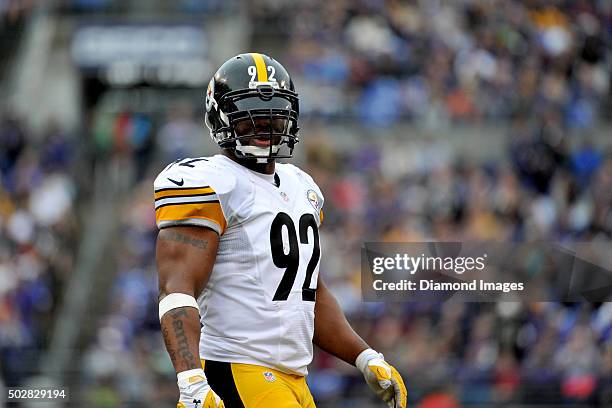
155 202 227 234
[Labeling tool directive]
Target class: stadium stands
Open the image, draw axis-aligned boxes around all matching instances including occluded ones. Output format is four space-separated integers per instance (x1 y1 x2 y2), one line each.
0 0 610 406
0 114 78 387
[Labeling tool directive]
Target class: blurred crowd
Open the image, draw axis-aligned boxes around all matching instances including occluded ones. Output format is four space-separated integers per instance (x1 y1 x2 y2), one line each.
1 0 611 406
75 0 612 405
305 129 611 243
0 115 78 387
301 131 612 406
57 0 237 15
252 0 610 128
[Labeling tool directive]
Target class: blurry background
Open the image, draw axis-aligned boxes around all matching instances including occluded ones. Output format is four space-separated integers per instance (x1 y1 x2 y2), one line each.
0 0 611 407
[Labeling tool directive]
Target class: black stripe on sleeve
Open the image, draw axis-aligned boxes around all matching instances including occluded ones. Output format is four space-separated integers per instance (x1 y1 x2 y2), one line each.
154 185 211 193
154 200 220 210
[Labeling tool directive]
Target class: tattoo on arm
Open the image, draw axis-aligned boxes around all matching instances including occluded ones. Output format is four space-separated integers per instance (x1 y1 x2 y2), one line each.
161 324 177 364
162 308 199 371
159 231 209 250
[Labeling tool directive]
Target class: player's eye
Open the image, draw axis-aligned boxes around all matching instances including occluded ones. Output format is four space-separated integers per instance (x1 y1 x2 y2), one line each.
270 119 287 133
233 118 288 136
234 119 255 136
253 119 287 135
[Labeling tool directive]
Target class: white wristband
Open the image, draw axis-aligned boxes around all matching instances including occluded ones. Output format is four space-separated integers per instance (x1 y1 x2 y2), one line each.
159 293 199 321
355 348 383 373
177 368 206 388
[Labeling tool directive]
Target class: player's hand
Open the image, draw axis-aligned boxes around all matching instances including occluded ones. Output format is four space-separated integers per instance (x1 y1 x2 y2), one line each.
356 349 407 408
177 369 224 408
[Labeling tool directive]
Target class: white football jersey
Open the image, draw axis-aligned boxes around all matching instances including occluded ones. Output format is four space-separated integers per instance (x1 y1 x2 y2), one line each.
154 154 324 376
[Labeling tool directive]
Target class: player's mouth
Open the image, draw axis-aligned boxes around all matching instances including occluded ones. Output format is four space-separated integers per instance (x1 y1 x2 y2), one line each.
252 137 272 147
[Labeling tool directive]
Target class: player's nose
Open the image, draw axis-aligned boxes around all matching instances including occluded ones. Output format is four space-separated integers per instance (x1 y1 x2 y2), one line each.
254 118 272 135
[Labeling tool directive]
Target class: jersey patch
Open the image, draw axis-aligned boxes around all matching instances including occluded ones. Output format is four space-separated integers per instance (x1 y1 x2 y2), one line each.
306 189 320 211
263 371 276 382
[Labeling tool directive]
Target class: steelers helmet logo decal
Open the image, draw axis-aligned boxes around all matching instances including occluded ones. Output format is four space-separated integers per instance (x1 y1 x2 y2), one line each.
205 78 217 111
307 189 319 210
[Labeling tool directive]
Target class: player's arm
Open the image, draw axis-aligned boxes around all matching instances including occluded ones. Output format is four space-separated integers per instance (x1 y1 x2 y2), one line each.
314 278 407 408
157 226 223 408
313 277 369 363
157 226 218 371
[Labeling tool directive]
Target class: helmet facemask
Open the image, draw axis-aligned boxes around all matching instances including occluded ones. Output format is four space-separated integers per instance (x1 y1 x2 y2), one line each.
207 86 299 161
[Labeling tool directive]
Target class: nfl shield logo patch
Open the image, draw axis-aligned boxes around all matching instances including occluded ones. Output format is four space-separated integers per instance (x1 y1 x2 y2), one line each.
263 371 276 382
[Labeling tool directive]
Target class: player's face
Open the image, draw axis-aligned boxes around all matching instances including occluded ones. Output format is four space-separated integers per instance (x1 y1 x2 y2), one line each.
234 118 287 148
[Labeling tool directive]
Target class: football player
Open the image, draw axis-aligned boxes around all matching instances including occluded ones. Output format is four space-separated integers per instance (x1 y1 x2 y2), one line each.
155 53 407 408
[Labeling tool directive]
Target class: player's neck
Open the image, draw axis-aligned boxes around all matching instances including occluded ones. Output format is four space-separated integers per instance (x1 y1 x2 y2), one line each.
222 149 275 175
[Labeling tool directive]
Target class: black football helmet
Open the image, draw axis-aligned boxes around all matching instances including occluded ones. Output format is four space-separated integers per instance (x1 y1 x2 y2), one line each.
204 53 299 160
